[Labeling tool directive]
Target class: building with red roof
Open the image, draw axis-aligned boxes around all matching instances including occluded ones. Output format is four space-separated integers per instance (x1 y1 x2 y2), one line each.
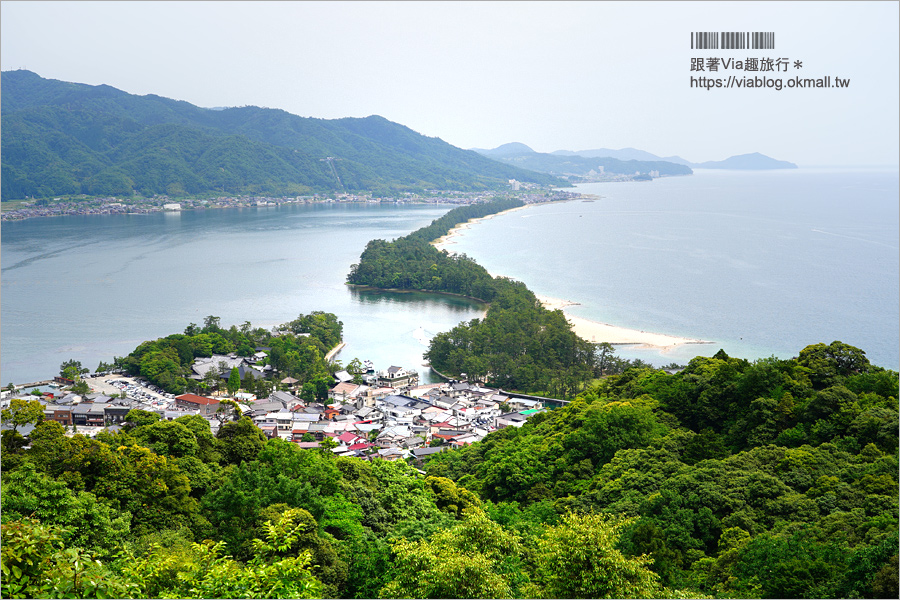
174 393 220 416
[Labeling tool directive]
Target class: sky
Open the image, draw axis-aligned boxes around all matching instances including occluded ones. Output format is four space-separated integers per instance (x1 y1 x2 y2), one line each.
2 1 898 166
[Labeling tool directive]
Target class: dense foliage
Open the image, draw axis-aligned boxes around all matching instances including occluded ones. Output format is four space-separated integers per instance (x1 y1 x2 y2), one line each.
424 279 598 397
347 197 523 300
348 197 598 396
348 237 500 300
115 312 342 396
425 342 899 598
1 70 562 199
3 339 895 598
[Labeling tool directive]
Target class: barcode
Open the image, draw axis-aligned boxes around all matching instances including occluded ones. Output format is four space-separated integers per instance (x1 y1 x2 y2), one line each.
691 31 775 50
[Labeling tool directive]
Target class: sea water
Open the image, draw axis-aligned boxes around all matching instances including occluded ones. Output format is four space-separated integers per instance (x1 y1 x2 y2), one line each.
446 168 899 369
3 168 897 386
0 203 485 384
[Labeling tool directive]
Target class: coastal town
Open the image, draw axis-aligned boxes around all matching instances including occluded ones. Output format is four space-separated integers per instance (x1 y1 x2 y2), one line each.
0 186 575 222
1 349 554 466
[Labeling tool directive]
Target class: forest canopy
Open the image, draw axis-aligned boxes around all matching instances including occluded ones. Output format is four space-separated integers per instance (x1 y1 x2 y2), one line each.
2 340 896 599
347 197 599 396
1 70 563 199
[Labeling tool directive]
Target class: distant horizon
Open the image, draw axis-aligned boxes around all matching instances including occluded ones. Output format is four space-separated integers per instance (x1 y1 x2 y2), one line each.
2 2 896 168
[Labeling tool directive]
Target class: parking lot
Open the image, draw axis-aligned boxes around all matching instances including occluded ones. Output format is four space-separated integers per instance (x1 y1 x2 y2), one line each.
87 374 175 408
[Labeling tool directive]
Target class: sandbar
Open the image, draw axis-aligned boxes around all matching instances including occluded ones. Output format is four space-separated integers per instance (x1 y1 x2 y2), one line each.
536 294 711 349
431 205 529 252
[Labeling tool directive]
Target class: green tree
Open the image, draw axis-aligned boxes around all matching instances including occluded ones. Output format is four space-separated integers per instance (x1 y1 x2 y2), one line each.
119 512 324 599
533 512 663 599
0 462 132 556
201 367 221 394
380 509 529 598
227 367 241 396
596 342 617 376
215 398 243 427
1 518 134 599
59 359 89 381
425 476 481 517
123 408 161 429
71 379 91 395
1 397 45 433
216 416 268 465
203 315 222 332
798 341 871 388
131 420 200 459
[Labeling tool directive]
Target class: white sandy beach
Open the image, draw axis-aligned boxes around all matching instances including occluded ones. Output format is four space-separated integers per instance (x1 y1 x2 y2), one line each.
431 206 712 350
536 294 711 349
492 289 710 350
431 205 530 252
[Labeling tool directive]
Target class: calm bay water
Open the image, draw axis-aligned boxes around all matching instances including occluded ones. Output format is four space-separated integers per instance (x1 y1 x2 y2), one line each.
2 168 898 386
448 168 899 369
1 203 485 384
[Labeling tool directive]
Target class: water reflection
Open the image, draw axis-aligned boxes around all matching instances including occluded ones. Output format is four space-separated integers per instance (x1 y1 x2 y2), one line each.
349 286 487 314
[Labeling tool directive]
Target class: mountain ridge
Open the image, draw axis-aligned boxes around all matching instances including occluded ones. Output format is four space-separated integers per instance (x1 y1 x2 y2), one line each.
1 70 563 199
543 145 797 170
470 144 693 179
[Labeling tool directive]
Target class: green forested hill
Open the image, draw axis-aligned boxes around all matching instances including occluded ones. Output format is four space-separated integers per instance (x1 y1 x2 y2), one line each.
425 342 899 598
1 70 562 199
2 339 896 598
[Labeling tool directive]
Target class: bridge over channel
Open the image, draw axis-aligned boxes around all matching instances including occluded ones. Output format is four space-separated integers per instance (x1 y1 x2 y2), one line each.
498 390 570 409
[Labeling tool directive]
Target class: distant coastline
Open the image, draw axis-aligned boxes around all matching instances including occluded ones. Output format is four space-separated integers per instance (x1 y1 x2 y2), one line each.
1 191 494 223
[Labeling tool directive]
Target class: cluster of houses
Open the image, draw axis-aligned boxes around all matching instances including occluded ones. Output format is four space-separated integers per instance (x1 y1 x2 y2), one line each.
2 363 548 466
177 370 546 463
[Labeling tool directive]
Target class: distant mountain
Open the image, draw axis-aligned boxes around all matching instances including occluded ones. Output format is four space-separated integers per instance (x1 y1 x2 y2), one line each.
550 147 796 170
472 144 692 178
469 142 536 157
694 152 798 170
0 70 563 199
552 147 693 167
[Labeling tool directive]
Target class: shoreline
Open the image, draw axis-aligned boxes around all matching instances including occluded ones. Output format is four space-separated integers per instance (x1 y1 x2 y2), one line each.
431 204 532 252
537 295 713 349
429 203 714 350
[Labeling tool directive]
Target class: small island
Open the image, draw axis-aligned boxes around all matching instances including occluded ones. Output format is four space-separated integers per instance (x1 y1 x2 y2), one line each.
695 152 798 170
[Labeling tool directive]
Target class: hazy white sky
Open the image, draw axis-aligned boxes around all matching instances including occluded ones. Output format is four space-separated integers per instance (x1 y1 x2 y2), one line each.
2 1 898 166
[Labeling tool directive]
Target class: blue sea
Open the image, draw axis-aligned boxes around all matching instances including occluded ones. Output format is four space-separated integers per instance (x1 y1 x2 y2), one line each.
0 203 482 385
449 168 899 369
1 168 897 386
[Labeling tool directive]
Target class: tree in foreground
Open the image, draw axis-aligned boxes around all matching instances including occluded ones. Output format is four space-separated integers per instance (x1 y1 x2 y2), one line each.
380 509 528 598
533 512 663 599
119 508 324 599
1 518 134 599
1 397 45 433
